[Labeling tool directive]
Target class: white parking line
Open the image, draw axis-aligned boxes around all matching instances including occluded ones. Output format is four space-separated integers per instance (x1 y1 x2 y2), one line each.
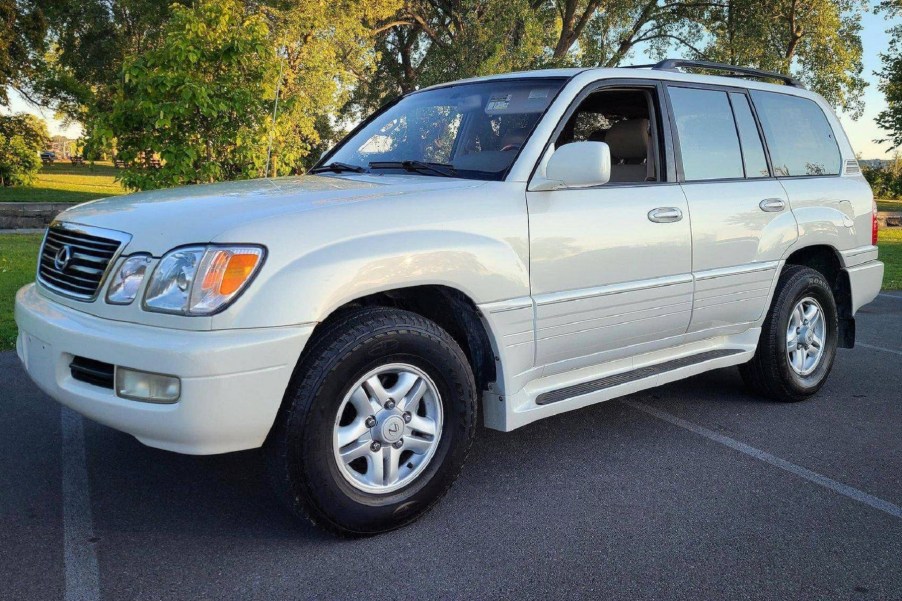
623 400 902 520
61 408 100 601
878 293 902 300
857 342 902 356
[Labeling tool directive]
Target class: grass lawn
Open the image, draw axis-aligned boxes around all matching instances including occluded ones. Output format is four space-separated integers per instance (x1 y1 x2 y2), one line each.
0 233 42 350
877 198 902 213
0 161 126 204
1 228 901 352
879 228 902 290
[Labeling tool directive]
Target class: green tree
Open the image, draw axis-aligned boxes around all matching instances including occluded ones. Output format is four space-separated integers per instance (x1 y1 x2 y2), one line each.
699 0 866 117
98 0 284 189
0 113 49 186
0 0 47 105
358 0 866 117
21 0 187 120
876 1 902 149
264 0 402 170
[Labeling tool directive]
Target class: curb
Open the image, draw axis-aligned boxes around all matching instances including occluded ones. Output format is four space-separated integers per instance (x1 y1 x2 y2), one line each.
0 228 45 235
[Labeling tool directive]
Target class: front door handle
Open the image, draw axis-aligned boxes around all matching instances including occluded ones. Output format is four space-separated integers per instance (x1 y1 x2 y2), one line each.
759 198 786 212
648 207 683 223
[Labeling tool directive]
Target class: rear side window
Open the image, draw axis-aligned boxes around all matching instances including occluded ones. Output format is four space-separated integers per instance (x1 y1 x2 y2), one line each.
750 91 841 177
668 87 744 181
729 93 769 178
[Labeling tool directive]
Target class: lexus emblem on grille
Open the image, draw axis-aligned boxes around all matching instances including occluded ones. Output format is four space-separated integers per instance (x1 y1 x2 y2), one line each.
53 245 72 271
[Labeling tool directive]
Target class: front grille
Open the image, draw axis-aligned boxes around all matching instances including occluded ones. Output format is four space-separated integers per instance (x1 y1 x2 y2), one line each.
70 356 115 389
38 224 128 300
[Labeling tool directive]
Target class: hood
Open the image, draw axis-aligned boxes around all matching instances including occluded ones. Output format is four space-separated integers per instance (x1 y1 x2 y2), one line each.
55 174 483 255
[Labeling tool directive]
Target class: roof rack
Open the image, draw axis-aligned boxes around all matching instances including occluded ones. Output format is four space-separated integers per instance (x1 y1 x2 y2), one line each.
647 59 804 88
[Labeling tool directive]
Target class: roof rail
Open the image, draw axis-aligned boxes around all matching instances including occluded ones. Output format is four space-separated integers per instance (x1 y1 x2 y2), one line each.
650 59 804 88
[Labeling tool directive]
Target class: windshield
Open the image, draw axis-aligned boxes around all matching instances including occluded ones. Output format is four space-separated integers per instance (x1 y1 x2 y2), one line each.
321 78 567 180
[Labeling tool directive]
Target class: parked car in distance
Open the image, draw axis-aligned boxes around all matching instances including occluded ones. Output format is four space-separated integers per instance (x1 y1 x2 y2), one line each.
40 150 56 164
15 60 883 535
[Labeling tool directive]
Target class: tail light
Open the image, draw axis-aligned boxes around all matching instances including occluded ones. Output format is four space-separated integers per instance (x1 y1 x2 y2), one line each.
872 200 879 246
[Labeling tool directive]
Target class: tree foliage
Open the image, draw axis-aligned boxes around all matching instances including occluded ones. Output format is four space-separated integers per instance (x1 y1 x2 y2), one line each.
263 0 401 169
97 0 284 190
97 0 400 190
863 156 902 199
22 0 187 121
355 0 866 116
699 0 866 117
876 1 902 149
8 0 873 188
0 113 49 187
0 0 47 105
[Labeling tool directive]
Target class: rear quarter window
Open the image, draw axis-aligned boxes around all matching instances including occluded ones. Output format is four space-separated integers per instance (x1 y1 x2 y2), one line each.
750 91 841 177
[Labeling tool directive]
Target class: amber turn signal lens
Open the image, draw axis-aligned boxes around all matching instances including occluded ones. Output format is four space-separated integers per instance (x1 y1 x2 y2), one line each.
184 246 265 315
220 253 260 295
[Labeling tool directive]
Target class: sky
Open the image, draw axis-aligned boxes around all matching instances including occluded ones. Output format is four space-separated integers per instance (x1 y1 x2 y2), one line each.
2 8 900 159
836 8 899 160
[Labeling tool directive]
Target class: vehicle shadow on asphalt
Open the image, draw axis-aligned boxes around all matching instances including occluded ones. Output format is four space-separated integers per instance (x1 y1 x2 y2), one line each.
81 367 758 542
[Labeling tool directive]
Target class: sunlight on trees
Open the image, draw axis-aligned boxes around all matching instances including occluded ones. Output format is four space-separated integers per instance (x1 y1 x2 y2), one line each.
0 114 50 187
1 0 880 190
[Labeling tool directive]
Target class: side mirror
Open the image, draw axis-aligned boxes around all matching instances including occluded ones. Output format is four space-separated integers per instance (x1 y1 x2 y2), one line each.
535 141 611 190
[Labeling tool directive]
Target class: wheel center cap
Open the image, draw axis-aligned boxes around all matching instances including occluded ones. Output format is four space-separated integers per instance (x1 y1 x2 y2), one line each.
798 325 812 346
380 415 405 444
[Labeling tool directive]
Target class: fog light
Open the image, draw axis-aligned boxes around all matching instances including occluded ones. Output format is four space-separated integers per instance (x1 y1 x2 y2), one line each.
115 367 180 403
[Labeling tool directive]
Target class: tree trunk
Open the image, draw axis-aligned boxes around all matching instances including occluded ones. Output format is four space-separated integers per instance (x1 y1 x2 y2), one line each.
552 0 603 60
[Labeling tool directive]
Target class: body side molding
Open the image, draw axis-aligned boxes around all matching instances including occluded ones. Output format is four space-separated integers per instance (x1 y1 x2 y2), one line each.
536 348 744 405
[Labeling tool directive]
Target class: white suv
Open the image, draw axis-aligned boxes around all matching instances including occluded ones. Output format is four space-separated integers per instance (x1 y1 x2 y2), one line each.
15 60 884 535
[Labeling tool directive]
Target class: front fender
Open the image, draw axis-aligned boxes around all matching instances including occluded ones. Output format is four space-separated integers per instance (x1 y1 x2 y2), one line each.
212 229 530 329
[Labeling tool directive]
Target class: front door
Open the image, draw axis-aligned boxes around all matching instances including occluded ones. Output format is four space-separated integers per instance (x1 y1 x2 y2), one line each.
528 84 693 375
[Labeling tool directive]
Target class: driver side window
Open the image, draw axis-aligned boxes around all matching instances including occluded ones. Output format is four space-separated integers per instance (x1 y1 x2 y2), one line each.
555 88 660 183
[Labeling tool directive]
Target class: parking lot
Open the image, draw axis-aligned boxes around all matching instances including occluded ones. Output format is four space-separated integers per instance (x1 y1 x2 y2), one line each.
2 294 901 600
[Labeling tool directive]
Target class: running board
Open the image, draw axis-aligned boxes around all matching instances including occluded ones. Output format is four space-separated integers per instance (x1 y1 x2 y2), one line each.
535 349 745 406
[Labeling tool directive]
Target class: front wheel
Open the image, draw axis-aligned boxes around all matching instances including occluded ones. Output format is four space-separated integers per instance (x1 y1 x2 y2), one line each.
266 307 477 536
740 265 838 402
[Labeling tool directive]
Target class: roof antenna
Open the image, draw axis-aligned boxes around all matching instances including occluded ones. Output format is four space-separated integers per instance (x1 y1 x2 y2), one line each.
264 50 285 179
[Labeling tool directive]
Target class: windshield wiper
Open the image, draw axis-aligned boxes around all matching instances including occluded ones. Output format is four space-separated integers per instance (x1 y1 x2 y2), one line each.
368 160 457 178
309 161 366 174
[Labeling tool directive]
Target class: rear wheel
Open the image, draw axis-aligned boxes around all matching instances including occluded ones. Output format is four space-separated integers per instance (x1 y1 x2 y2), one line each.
266 307 477 536
740 265 838 402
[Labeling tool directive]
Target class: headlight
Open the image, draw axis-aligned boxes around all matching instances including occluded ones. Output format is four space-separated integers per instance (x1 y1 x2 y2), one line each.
106 255 152 305
143 245 265 315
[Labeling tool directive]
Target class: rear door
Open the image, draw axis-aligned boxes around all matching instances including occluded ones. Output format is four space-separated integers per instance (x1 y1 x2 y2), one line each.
666 84 797 335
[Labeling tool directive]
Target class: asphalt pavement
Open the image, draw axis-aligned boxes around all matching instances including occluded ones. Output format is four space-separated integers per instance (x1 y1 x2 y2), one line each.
2 294 901 600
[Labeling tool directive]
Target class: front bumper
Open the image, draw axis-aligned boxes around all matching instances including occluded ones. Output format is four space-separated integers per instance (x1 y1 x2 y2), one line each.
15 284 313 454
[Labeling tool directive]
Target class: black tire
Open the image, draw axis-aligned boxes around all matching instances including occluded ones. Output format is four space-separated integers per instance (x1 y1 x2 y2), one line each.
740 265 838 402
266 306 477 536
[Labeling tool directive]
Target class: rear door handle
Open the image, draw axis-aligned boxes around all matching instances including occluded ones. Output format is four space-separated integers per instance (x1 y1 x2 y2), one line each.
648 207 683 223
759 198 786 212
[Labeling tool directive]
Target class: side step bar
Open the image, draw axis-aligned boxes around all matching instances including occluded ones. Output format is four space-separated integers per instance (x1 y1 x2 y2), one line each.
535 349 745 406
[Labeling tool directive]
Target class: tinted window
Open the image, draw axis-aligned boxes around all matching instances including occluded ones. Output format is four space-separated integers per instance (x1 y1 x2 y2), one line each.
729 93 770 178
750 91 840 176
669 87 744 181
